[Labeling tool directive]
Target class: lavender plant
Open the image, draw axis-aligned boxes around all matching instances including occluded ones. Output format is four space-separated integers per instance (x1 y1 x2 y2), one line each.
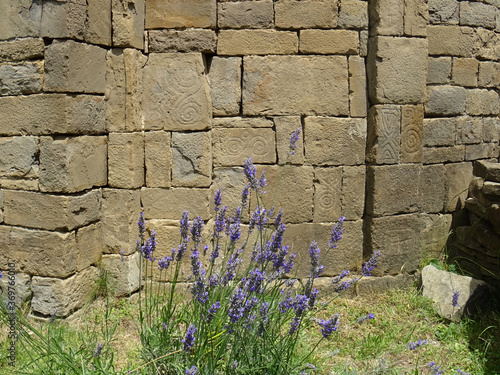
131 129 382 375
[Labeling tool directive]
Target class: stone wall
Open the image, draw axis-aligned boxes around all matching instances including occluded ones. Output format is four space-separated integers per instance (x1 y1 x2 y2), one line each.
0 0 498 317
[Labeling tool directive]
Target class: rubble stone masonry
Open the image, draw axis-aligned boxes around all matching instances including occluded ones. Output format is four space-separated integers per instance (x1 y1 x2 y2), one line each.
0 0 498 317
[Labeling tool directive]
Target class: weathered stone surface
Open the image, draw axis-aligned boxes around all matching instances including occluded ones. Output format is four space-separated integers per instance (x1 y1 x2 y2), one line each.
299 30 359 55
305 117 366 166
465 144 498 161
342 166 365 220
213 128 276 166
357 274 415 295
401 105 423 163
421 164 445 213
101 253 140 296
108 132 144 189
243 56 348 116
428 0 459 24
314 167 342 222
112 0 145 49
423 145 465 164
422 265 490 322
213 117 273 128
172 132 211 188
482 118 499 144
40 0 85 39
367 105 401 164
0 272 31 308
360 30 368 56
479 62 500 88
85 0 112 45
274 116 304 165
0 137 37 178
427 26 477 57
452 58 478 87
368 37 427 104
101 189 141 254
145 131 171 188
4 189 100 231
39 136 107 193
143 53 212 131
148 29 217 53
0 38 44 63
146 0 216 28
0 61 42 95
460 2 497 29
427 57 451 84
404 0 428 36
474 160 500 183
284 220 363 279
141 188 210 220
218 30 298 55
275 0 338 29
475 28 500 61
254 165 314 223
349 56 367 118
426 86 467 116
0 178 38 191
423 118 455 147
421 214 452 257
0 0 41 40
44 40 106 94
31 267 99 317
218 0 273 29
76 223 101 271
456 117 482 145
369 0 404 36
210 167 246 217
208 57 241 116
366 164 421 216
466 89 500 116
444 162 473 212
124 49 146 131
365 214 426 275
338 0 368 29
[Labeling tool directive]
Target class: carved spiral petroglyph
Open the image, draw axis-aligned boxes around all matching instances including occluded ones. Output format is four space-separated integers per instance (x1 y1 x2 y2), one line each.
175 98 202 126
251 136 269 156
317 191 334 209
403 129 421 154
225 137 245 156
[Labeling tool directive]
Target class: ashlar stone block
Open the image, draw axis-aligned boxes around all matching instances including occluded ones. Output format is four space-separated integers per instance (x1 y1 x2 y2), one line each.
218 30 298 55
452 58 478 87
0 136 37 178
420 164 445 213
299 30 359 55
460 1 497 29
208 57 241 116
0 0 41 40
146 0 216 29
145 131 171 188
444 162 473 212
466 89 500 116
349 56 367 118
143 53 212 131
423 118 456 147
274 116 304 165
0 272 31 308
213 117 273 128
366 105 401 165
40 136 107 193
0 61 43 96
85 0 112 45
404 0 428 36
305 117 366 166
367 36 427 104
44 40 106 94
211 167 246 217
423 145 465 164
369 0 404 36
313 167 342 223
4 189 101 231
218 0 273 29
342 166 365 220
101 253 140 296
427 26 478 57
400 105 424 163
426 86 467 116
427 57 451 84
76 223 102 271
456 117 482 145
479 61 500 87
428 0 459 25
475 28 500 61
148 29 217 53
0 38 44 63
40 0 86 39
213 128 276 166
112 0 145 49
243 56 348 116
108 132 144 189
275 0 338 29
338 0 368 29
172 132 211 188
141 188 210 220
465 143 498 161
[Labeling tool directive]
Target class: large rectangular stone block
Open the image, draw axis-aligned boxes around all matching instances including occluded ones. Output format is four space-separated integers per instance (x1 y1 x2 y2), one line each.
145 131 171 188
243 56 348 116
213 128 276 166
218 0 273 29
367 105 401 165
423 145 465 164
112 0 145 49
172 132 211 188
428 0 459 25
40 0 86 39
207 57 241 116
425 86 467 116
456 116 482 145
369 0 404 36
479 61 500 88
143 53 212 131
400 105 424 163
368 36 427 104
148 29 217 53
475 28 500 61
275 0 338 29
465 143 498 161
40 136 107 193
427 26 478 57
0 61 43 96
338 0 368 29
313 167 342 223
0 94 105 136
423 118 456 147
146 0 216 28
85 0 112 45
427 57 451 84
141 188 210 220
108 132 144 189
421 164 445 213
444 162 473 212
4 189 101 231
404 0 428 36
305 117 366 166
452 58 478 87
218 30 298 55
349 56 367 117
0 137 37 178
274 116 304 165
213 117 273 128
466 89 500 116
211 167 247 217
366 164 422 216
101 253 140 296
101 189 141 254
45 40 106 94
0 38 44 63
460 2 497 29
76 223 102 271
0 0 41 40
299 30 359 55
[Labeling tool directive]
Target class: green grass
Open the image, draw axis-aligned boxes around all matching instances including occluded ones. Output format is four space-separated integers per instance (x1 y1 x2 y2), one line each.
1 286 499 375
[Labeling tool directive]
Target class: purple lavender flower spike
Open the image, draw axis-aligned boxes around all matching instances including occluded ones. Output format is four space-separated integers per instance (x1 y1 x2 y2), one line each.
288 128 301 155
361 250 381 276
190 216 203 245
158 255 174 271
93 342 103 357
185 366 198 375
206 301 221 322
308 241 325 279
331 270 350 286
176 242 188 261
428 362 444 375
328 217 345 249
138 212 146 238
318 314 340 338
141 230 157 260
288 316 301 335
182 324 197 352
179 211 190 241
260 302 270 323
452 290 460 307
356 313 375 324
243 158 258 190
408 339 428 350
241 184 250 208
209 244 220 263
228 288 247 323
214 188 222 210
258 169 267 192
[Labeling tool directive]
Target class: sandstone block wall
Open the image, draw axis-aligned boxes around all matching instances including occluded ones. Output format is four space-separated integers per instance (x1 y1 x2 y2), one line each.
0 0 498 317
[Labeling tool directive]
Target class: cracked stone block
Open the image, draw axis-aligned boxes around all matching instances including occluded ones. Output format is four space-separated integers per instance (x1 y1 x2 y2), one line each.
172 131 212 188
